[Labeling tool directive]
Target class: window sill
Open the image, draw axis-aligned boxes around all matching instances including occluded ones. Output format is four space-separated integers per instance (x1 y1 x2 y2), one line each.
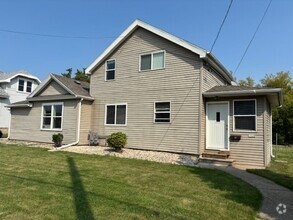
40 129 63 132
139 68 165 73
232 130 257 133
105 79 115 82
154 122 171 124
104 124 127 127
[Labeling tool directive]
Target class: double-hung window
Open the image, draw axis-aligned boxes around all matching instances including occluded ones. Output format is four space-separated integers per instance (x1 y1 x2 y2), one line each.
154 102 171 123
105 104 127 125
140 51 165 71
233 100 256 131
105 59 115 80
42 103 63 130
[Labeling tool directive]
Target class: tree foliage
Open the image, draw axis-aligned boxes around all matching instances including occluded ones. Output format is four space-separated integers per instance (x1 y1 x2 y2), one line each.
261 71 293 145
238 76 255 87
61 68 90 83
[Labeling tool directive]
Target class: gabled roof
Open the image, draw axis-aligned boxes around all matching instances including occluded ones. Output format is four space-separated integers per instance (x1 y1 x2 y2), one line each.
85 19 235 83
203 85 283 107
0 87 9 98
0 70 41 83
28 74 93 101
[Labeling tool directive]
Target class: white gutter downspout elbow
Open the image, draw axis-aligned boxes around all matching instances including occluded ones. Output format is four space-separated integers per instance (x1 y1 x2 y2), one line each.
56 98 83 150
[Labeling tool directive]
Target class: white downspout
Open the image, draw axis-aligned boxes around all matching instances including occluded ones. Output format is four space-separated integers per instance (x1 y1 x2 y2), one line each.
270 107 275 158
8 108 11 139
56 98 83 150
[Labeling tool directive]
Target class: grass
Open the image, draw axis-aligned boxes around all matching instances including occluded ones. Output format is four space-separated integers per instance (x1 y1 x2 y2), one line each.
0 143 262 219
248 145 293 190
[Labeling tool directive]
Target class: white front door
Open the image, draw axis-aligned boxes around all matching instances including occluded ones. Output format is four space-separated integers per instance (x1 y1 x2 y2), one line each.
206 102 229 150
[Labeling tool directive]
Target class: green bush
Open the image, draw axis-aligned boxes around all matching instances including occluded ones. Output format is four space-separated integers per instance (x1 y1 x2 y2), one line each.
52 133 63 147
2 133 8 138
106 132 127 151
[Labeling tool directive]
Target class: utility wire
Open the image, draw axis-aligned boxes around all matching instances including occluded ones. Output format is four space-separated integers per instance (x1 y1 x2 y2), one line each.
210 0 233 52
234 0 273 74
0 28 120 40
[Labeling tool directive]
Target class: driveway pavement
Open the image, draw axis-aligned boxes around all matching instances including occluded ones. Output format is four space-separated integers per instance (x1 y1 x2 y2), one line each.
198 164 293 220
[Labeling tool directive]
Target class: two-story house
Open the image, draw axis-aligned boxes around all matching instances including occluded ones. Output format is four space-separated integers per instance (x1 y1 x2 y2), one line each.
0 70 40 134
7 20 282 167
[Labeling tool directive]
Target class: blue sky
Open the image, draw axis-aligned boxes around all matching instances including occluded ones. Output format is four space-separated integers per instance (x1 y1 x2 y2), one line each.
1 0 292 83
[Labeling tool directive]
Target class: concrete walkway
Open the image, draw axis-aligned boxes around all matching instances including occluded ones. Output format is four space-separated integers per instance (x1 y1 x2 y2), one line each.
198 164 293 220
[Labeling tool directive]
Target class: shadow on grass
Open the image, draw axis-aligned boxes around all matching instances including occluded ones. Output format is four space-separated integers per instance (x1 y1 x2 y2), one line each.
247 169 293 190
187 167 262 211
67 157 94 220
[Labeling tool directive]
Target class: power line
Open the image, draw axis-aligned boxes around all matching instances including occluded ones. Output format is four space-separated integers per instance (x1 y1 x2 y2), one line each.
210 0 233 52
0 28 120 40
234 0 273 74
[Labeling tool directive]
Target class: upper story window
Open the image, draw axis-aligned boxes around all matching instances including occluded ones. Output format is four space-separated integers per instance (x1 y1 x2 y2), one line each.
140 51 165 71
233 100 256 132
42 103 63 130
105 103 127 125
18 79 33 93
105 59 115 81
154 101 171 123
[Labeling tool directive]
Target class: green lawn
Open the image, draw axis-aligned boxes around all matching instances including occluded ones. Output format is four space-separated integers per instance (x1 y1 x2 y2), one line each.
248 146 293 190
0 144 262 219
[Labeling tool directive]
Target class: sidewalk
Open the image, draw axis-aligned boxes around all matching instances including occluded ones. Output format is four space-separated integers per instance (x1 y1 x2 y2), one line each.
198 164 293 220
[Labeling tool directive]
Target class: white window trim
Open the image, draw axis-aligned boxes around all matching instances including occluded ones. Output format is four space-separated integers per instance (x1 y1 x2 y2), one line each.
40 102 64 131
104 103 127 126
105 59 116 81
154 101 171 124
139 50 165 72
233 99 257 133
17 78 33 93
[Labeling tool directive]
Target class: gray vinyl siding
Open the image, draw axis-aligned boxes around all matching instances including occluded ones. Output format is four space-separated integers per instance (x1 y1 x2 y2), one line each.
200 66 228 153
9 100 78 144
39 81 69 96
90 27 201 154
79 100 92 145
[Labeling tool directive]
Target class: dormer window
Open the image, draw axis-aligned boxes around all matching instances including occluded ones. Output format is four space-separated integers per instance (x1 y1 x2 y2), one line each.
105 59 115 81
18 79 33 93
140 51 165 71
18 79 25 91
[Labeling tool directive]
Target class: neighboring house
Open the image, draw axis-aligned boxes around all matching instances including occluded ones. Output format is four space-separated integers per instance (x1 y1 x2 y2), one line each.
7 20 282 167
0 70 40 133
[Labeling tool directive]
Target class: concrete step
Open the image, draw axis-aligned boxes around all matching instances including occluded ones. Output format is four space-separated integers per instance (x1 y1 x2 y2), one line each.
202 151 230 159
198 156 235 166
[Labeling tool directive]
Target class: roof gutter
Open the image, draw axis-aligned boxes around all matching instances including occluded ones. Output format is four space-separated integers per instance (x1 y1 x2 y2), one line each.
203 88 282 97
5 103 33 108
203 52 235 84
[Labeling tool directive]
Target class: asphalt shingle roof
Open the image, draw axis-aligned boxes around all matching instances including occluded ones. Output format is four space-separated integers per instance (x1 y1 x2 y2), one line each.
0 70 33 81
51 74 91 98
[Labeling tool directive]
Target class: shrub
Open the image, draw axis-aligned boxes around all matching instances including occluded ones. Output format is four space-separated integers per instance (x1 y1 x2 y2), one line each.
106 132 127 152
52 133 63 148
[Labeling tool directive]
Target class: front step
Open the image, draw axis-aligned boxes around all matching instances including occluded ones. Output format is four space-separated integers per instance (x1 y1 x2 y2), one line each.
202 150 230 159
198 156 235 166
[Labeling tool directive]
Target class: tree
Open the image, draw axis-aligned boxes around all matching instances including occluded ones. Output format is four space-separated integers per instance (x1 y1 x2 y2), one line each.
238 76 255 87
62 68 72 78
261 71 293 145
61 68 90 83
74 68 90 83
